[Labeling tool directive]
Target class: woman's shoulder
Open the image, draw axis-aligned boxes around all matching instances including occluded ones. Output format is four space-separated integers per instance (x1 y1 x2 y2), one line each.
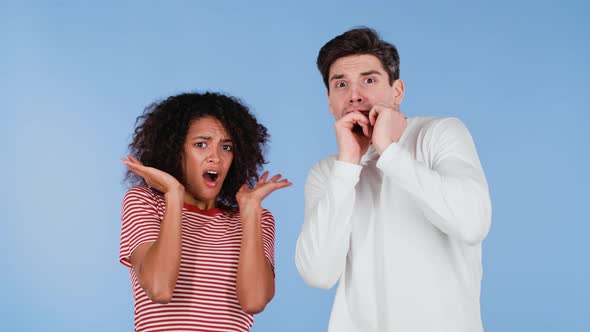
123 185 164 205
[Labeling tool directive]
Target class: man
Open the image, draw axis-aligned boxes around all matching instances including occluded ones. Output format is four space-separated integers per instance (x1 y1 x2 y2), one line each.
295 27 492 332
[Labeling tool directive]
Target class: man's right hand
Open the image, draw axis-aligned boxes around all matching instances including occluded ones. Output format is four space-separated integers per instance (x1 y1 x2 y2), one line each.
334 111 372 164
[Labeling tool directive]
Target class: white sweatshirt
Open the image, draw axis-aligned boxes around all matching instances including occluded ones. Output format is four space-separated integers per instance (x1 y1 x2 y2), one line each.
296 117 492 332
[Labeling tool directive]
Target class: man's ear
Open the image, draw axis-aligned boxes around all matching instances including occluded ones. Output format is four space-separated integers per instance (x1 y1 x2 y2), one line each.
393 79 405 105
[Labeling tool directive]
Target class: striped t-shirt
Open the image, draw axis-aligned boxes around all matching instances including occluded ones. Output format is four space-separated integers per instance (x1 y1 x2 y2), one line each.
119 185 275 332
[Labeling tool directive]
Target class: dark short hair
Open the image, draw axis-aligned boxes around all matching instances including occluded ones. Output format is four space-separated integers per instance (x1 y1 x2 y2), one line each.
317 27 400 90
126 92 268 208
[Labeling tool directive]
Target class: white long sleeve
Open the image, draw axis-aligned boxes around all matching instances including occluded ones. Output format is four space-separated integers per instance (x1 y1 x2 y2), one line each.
295 159 362 289
295 116 491 332
376 117 492 245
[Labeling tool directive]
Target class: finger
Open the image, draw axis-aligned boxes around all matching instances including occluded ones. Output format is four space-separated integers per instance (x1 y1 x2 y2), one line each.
278 179 292 186
128 155 143 165
365 123 373 138
121 159 138 170
342 111 370 126
269 174 282 183
123 159 145 171
257 180 293 197
238 183 250 193
355 113 370 126
356 117 369 128
259 171 270 183
270 180 293 190
351 115 371 136
272 177 291 185
123 162 144 177
357 120 371 137
369 107 381 126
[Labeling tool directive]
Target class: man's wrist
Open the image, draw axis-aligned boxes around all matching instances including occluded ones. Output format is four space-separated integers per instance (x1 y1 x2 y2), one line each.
337 152 360 164
374 138 394 155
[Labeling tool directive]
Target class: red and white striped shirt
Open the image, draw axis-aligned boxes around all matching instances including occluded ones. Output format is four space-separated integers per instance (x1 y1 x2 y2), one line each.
119 186 275 332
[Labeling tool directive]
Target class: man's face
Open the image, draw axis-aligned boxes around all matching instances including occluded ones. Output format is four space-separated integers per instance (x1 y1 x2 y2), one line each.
327 54 404 120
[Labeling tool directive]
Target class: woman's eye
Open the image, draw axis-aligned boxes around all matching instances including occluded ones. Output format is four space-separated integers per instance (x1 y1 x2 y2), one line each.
222 145 233 151
195 142 207 148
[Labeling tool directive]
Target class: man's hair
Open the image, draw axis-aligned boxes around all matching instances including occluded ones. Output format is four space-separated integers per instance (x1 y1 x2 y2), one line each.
126 92 268 208
317 27 400 90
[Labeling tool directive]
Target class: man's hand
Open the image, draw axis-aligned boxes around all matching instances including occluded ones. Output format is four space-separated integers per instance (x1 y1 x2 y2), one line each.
334 111 372 164
368 103 408 155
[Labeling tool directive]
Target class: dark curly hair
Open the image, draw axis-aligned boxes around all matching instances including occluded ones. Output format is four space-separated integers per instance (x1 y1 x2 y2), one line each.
317 27 400 90
125 91 269 208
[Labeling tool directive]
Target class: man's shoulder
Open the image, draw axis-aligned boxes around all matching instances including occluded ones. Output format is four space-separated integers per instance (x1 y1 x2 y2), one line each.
309 153 338 173
408 117 478 152
409 116 471 138
410 116 465 130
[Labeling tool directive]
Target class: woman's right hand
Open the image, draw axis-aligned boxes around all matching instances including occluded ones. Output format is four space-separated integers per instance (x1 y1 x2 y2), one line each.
121 155 184 195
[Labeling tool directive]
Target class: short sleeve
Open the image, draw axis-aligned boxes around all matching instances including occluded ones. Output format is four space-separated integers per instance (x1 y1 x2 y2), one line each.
119 186 163 268
260 209 276 275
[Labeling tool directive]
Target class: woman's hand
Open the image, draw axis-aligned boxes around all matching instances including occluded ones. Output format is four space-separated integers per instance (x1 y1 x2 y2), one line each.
236 171 292 212
121 155 184 195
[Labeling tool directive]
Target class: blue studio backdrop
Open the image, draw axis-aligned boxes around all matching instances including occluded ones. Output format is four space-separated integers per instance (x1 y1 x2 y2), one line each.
1 1 588 331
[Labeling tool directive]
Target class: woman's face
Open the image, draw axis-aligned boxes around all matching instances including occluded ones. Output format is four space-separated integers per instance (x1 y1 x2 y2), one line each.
181 116 234 209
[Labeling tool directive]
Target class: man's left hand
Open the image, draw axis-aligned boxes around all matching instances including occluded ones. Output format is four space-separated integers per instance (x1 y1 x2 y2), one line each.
369 103 408 155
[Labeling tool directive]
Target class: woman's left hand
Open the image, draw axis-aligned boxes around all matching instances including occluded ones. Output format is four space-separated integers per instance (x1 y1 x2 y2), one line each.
236 171 292 211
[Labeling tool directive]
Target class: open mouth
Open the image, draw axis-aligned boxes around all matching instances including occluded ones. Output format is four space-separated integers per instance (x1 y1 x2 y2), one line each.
204 170 219 182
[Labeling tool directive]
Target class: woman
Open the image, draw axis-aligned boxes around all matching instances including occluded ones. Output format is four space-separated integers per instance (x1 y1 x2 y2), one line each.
119 92 290 331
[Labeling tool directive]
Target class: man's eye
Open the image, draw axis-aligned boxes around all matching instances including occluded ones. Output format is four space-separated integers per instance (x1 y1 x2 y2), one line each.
195 142 207 148
222 145 233 151
366 77 375 84
336 82 347 88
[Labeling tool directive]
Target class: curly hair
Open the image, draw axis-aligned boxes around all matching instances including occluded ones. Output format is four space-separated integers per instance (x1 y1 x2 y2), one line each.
317 27 400 90
125 92 269 209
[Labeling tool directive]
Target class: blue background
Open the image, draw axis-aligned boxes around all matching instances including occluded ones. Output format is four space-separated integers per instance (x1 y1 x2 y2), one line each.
2 0 588 331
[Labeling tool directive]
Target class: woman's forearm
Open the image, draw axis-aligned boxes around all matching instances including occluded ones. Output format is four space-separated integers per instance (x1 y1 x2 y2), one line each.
236 206 275 314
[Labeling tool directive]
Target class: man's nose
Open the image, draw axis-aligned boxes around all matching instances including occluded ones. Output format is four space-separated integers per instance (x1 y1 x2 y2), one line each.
349 86 364 104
